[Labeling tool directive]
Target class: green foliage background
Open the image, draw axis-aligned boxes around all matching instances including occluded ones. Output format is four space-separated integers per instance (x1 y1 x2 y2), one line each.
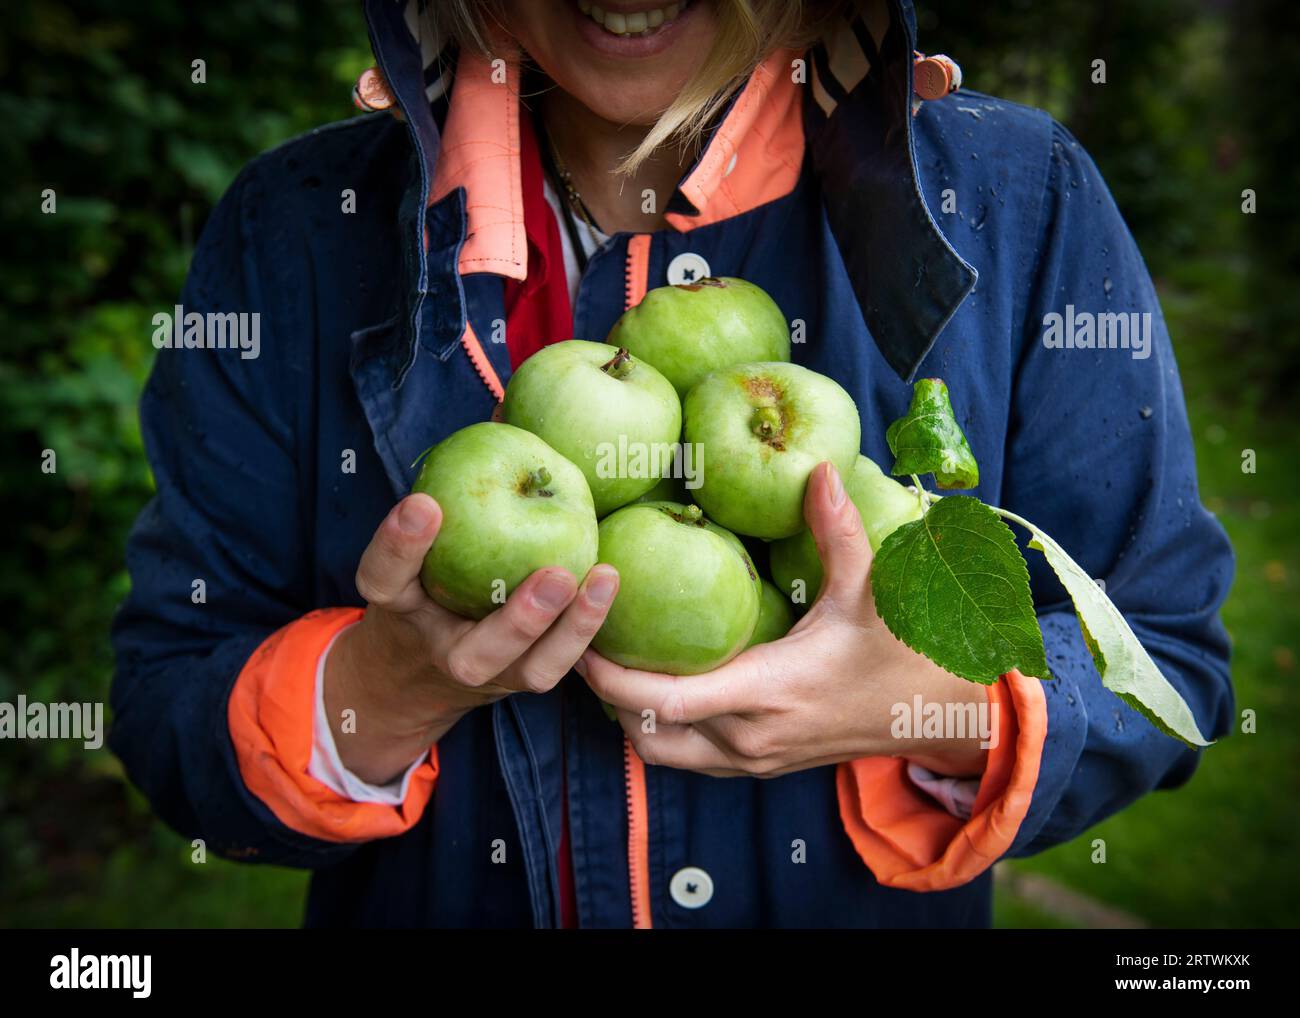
2 0 1296 927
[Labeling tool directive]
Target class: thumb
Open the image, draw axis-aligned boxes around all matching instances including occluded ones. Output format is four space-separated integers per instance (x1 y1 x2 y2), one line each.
354 493 445 614
803 461 873 608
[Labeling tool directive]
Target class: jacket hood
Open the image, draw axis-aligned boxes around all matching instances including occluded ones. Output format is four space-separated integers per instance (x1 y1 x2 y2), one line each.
358 0 975 382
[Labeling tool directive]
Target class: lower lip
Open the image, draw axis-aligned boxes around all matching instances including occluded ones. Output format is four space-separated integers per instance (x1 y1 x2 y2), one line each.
572 3 698 59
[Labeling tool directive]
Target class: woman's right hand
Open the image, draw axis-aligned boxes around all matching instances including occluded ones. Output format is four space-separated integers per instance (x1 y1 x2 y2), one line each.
324 492 619 785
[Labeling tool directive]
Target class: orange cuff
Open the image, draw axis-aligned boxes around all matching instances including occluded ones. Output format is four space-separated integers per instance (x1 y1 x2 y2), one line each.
836 669 1047 891
227 607 439 843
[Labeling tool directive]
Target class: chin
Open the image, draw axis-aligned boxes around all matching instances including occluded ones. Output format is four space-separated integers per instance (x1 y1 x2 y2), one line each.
511 0 717 126
571 84 681 129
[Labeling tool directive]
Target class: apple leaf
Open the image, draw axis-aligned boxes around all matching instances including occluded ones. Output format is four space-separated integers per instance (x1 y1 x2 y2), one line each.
885 378 980 489
871 495 1050 685
1008 518 1213 748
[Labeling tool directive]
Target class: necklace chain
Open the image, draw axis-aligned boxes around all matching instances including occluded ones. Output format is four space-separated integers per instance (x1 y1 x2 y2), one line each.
541 125 605 249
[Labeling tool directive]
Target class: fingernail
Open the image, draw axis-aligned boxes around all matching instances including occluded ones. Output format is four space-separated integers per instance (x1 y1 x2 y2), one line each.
534 572 574 612
586 570 618 607
827 465 846 508
572 655 589 678
397 495 436 534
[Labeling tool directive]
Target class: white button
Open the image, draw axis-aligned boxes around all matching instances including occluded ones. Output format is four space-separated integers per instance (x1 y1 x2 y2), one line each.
667 252 711 286
669 866 714 909
723 153 738 177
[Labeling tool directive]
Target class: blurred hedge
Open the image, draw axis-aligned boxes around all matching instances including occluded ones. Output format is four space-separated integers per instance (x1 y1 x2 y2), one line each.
0 0 372 916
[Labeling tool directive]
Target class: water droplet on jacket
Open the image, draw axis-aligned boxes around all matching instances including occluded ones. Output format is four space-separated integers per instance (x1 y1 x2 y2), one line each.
1103 277 1113 296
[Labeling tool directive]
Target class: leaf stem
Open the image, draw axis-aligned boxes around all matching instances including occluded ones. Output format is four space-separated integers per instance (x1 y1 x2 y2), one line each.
910 474 934 513
987 504 1035 533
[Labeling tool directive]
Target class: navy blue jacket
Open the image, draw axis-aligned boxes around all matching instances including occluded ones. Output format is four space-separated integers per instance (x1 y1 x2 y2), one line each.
110 0 1234 927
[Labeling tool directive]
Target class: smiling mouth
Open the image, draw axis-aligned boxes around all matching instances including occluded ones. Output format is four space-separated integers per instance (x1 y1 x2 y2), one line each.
577 1 692 37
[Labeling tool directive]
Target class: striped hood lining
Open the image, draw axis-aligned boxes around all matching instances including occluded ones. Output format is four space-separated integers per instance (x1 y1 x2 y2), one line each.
395 0 896 124
384 0 903 279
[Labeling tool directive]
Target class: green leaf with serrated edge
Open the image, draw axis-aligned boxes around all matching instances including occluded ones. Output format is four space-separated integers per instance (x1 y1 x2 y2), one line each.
1017 528 1212 748
885 378 980 489
870 496 1050 685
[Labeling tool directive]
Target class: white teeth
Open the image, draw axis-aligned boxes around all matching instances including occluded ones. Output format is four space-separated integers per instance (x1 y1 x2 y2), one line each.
582 2 685 36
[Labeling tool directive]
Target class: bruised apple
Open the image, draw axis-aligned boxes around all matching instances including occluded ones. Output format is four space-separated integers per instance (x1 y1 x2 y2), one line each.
606 277 789 398
683 362 860 539
592 502 760 674
413 422 598 619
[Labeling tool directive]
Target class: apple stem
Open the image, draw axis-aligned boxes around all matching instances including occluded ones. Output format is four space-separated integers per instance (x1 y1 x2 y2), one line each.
600 347 635 380
522 466 553 497
750 405 783 441
681 504 704 525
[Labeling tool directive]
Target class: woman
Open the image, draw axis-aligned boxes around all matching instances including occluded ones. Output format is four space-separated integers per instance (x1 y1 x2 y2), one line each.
110 0 1233 928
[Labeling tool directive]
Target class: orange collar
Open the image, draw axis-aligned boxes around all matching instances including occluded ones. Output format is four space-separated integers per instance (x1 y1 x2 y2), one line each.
429 47 806 281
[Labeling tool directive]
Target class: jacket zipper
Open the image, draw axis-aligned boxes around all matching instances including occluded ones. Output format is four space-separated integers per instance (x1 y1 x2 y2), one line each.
623 736 652 929
460 320 505 402
622 234 654 930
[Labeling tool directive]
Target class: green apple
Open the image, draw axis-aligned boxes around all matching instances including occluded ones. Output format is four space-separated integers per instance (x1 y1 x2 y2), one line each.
606 277 789 398
593 502 760 674
746 579 795 648
502 340 682 517
413 422 598 619
769 454 924 605
683 362 861 539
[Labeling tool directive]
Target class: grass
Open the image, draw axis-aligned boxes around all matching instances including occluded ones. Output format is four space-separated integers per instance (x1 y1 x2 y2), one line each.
19 839 308 929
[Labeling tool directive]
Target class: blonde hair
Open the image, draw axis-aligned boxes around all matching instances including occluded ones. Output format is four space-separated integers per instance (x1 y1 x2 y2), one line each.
424 0 839 173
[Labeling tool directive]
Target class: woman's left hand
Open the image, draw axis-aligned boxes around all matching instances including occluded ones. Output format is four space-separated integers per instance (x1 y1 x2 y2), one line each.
576 462 991 780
